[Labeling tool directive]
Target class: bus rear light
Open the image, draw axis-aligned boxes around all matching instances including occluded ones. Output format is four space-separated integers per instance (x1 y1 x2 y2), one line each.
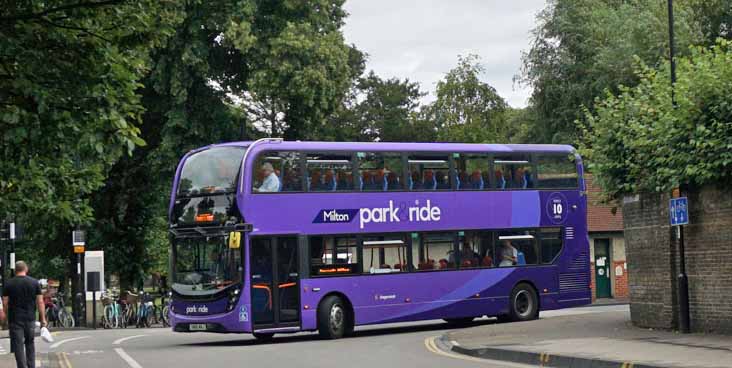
304 305 310 310
195 214 214 222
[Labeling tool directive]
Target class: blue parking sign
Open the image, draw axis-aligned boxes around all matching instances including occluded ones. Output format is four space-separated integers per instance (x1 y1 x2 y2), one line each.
669 197 689 226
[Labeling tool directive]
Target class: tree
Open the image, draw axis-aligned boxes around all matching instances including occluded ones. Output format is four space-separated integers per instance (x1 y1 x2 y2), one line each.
580 40 732 199
519 0 704 144
90 0 360 287
426 54 508 143
0 1 182 279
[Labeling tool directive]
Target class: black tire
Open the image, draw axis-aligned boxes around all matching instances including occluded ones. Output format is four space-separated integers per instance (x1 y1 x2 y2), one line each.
317 295 348 339
508 283 539 322
443 317 475 326
253 333 274 342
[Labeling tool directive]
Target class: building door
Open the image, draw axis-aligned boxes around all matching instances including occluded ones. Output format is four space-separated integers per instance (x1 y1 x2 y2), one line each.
250 237 300 328
594 239 612 298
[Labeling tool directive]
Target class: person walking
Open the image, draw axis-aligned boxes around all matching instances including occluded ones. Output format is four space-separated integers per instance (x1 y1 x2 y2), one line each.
2 261 47 368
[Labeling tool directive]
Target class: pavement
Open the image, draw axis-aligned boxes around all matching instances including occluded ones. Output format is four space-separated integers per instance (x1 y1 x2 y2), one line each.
442 304 732 368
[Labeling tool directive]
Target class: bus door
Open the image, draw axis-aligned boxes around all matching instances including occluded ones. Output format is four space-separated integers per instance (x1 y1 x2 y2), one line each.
250 237 300 328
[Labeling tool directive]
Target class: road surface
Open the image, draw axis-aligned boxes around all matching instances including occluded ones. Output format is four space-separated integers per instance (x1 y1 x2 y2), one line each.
0 304 627 368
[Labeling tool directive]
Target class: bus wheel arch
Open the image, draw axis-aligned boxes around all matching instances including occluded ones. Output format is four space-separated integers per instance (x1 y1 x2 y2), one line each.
507 281 540 322
317 292 354 339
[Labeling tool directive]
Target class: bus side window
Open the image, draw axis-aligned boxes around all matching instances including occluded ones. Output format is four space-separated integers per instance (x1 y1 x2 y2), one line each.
253 151 300 193
537 155 578 189
455 154 489 190
540 228 563 264
413 233 456 271
306 152 353 192
363 236 408 273
408 154 450 191
494 155 533 190
310 236 358 276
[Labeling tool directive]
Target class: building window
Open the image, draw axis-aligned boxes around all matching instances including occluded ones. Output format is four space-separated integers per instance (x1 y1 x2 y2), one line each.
306 152 354 192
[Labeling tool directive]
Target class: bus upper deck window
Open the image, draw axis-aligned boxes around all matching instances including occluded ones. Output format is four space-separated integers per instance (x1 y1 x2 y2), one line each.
306 153 354 192
253 151 301 193
537 155 578 189
493 155 533 190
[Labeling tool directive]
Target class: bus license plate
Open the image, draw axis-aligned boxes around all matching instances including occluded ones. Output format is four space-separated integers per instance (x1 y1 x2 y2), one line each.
189 324 207 331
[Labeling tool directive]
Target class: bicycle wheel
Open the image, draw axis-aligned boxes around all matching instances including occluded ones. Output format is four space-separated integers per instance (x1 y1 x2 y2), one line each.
102 306 112 329
60 310 75 328
161 305 170 327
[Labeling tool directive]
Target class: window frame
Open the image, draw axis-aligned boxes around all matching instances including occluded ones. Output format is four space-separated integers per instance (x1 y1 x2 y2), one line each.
250 150 579 194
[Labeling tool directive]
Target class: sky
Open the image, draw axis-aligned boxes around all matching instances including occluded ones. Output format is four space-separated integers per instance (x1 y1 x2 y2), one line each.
342 0 546 108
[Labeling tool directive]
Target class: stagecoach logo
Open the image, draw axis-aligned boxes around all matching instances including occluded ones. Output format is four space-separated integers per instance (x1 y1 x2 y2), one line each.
313 200 442 230
185 305 209 314
374 294 396 301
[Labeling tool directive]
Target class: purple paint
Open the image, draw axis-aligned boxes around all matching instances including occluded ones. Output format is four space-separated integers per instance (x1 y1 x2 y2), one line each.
168 141 590 335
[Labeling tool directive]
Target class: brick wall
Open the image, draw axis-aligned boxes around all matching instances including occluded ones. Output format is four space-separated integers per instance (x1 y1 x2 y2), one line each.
613 261 629 299
622 186 732 334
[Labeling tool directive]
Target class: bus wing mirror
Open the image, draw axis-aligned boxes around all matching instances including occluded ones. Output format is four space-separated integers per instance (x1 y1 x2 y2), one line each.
228 232 241 249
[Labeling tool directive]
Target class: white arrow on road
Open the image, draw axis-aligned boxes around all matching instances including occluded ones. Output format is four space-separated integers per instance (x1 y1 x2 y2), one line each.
50 336 90 349
114 335 148 345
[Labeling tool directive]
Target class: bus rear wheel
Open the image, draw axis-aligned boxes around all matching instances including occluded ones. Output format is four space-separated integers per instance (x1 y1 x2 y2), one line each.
318 295 348 339
508 283 539 322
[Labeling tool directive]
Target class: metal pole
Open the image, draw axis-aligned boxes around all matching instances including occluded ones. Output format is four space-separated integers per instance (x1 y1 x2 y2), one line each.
76 252 81 326
677 225 690 333
668 0 690 333
668 0 677 106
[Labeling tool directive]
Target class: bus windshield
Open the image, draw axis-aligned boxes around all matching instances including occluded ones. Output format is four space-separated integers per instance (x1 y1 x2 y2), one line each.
172 236 243 295
178 147 246 197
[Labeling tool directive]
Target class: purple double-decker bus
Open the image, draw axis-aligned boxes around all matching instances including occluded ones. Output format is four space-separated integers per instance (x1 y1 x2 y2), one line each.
168 139 590 340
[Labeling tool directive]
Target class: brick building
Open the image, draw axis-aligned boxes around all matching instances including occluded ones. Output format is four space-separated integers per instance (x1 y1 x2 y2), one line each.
623 186 732 333
586 175 628 301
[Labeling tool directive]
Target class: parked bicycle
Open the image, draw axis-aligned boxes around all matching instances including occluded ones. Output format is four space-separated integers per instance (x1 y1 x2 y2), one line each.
101 289 124 329
136 291 155 328
45 292 75 328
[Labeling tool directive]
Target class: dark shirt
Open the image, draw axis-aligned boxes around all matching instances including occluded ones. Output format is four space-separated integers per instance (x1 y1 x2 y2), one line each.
2 276 41 323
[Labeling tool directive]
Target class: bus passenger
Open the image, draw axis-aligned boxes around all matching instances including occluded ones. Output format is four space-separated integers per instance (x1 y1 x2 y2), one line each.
499 240 518 267
255 163 280 192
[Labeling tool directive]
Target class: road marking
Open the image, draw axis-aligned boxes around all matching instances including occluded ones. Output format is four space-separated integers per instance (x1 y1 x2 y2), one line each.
50 336 90 349
113 335 148 345
115 348 144 368
424 336 536 368
57 352 72 368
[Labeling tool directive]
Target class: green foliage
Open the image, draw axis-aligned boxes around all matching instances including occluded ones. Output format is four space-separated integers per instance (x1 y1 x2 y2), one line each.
427 55 508 143
520 0 705 144
580 40 732 198
0 0 182 279
89 0 358 287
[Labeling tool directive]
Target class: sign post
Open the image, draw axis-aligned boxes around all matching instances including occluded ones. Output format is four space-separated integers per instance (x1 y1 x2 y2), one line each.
669 197 690 333
72 230 86 327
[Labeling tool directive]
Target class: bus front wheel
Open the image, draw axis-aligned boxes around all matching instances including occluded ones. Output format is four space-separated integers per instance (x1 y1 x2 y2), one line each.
507 283 539 322
318 295 347 339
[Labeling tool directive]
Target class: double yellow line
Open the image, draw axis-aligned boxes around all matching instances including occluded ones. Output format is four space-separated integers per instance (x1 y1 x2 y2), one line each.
56 352 72 368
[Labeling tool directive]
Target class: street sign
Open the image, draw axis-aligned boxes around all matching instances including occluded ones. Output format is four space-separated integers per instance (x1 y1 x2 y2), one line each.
669 197 689 226
72 230 86 246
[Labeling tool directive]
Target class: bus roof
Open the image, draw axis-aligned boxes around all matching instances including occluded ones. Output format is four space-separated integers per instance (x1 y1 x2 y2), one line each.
200 140 575 154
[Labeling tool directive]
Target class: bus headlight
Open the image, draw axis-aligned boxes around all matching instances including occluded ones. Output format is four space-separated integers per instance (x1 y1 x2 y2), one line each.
226 288 241 311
